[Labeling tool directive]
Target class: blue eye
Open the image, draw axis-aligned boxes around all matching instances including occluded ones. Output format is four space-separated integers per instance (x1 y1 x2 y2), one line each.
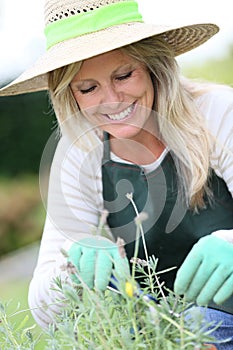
117 71 133 81
80 86 96 94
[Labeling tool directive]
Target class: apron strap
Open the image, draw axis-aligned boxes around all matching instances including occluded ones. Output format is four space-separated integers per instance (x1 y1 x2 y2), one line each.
102 132 111 163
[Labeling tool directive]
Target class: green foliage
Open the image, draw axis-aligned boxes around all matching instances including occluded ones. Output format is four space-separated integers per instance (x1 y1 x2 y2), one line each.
0 279 47 350
0 268 218 349
0 301 37 349
0 210 219 349
0 91 56 176
37 208 218 349
41 263 217 350
0 175 44 256
182 52 233 86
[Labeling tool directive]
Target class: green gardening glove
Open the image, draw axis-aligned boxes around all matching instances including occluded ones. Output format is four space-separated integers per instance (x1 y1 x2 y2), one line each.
67 237 130 291
174 235 233 306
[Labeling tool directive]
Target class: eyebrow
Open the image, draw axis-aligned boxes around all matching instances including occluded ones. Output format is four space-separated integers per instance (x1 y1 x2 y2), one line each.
72 63 136 88
70 78 96 90
112 63 134 75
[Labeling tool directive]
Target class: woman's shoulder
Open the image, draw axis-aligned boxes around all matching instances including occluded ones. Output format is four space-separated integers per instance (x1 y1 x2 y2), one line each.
54 135 103 162
196 83 233 110
195 84 233 126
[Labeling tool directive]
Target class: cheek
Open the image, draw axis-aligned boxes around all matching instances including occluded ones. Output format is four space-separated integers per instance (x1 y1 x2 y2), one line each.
72 92 85 107
73 92 98 111
76 99 101 123
148 80 155 103
143 75 154 104
127 75 154 100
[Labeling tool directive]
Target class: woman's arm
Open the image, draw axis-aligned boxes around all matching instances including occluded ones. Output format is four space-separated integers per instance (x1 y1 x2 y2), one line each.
199 86 233 240
28 136 109 328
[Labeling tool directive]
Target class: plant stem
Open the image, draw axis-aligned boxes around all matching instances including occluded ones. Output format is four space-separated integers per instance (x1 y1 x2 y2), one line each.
0 311 19 348
126 193 154 292
132 223 140 280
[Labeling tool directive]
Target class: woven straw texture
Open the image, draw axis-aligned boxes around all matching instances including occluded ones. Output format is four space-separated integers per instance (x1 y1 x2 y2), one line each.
45 0 129 25
0 0 219 96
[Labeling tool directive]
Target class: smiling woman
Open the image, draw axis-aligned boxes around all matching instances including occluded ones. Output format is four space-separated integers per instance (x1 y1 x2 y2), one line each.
69 50 155 143
0 1 233 349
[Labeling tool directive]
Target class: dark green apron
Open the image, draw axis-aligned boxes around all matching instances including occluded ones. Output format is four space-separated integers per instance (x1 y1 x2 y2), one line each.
102 134 233 314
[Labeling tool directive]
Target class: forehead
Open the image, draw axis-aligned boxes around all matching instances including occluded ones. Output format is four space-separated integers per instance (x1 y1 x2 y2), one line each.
75 49 138 80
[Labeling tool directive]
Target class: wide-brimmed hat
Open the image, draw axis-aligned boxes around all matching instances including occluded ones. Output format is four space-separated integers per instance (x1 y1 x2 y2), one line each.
0 0 219 96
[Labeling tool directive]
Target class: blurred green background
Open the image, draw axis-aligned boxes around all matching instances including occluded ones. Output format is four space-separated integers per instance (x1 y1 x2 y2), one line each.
0 47 233 347
0 91 56 347
0 92 56 256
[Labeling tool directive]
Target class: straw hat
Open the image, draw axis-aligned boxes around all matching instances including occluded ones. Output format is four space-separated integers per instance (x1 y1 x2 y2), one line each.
0 0 219 96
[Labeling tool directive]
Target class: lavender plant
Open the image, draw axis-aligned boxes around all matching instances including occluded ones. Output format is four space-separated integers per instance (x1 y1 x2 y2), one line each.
38 270 217 349
41 202 218 350
0 197 219 349
0 301 37 349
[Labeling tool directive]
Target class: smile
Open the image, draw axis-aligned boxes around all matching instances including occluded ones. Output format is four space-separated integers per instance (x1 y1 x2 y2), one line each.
105 103 135 120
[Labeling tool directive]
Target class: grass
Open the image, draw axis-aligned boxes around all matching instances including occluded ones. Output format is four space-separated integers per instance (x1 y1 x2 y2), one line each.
0 278 47 349
0 279 29 308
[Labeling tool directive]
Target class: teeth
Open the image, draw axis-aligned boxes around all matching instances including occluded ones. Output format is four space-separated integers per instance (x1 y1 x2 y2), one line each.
107 104 134 120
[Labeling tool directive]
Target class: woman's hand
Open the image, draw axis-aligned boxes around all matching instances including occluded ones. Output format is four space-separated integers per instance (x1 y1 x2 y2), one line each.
174 235 233 306
67 237 130 291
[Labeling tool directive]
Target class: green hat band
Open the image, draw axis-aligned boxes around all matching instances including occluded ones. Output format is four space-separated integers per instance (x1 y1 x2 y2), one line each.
45 1 143 50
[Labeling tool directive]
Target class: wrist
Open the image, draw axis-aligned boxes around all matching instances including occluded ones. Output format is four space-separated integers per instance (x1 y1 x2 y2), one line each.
211 229 233 244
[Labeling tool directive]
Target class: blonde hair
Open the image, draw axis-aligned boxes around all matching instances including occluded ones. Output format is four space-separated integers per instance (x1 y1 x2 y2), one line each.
48 61 100 150
48 36 214 209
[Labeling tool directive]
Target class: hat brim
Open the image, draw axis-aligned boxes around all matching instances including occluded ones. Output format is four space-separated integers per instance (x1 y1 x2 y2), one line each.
0 22 219 96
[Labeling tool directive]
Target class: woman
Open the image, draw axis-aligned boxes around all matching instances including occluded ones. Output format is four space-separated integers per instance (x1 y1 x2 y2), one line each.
1 0 233 347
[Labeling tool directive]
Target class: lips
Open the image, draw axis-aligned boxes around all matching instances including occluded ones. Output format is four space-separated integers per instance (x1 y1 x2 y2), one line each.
105 102 135 121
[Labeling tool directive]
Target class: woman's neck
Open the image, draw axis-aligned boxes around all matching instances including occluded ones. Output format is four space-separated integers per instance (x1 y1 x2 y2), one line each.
109 131 165 165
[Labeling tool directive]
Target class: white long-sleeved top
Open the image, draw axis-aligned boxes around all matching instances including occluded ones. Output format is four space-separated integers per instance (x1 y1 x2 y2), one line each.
28 87 233 328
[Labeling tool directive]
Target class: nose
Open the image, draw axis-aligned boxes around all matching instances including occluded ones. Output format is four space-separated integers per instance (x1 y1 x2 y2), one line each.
100 84 124 109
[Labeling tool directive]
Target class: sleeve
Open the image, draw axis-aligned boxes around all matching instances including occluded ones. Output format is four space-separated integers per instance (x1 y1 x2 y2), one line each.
200 87 233 242
28 136 112 328
206 88 233 196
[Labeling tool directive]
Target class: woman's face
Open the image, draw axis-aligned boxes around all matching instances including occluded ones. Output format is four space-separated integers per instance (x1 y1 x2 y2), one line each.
70 49 154 140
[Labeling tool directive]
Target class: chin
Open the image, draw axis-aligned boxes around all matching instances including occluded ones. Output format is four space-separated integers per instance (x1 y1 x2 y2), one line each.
104 124 144 140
